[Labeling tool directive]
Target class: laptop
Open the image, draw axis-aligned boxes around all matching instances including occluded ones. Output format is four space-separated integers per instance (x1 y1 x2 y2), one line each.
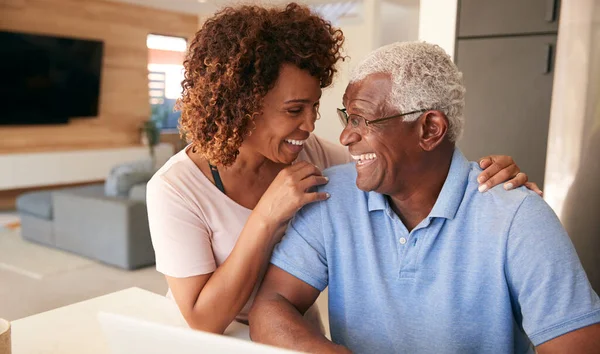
98 312 304 354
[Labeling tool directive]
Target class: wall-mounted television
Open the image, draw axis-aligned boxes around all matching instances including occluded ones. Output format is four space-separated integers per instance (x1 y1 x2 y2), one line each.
0 30 104 125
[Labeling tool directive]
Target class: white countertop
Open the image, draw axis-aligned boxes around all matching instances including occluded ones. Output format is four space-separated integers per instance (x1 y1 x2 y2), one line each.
11 287 250 354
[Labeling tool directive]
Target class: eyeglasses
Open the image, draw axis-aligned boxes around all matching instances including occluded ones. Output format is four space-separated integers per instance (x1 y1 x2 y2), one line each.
337 108 431 129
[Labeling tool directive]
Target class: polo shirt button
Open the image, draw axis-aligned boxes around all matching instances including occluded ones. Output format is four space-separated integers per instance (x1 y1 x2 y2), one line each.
399 237 407 245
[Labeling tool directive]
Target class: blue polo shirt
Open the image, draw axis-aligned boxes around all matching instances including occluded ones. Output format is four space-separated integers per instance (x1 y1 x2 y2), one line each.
270 148 600 353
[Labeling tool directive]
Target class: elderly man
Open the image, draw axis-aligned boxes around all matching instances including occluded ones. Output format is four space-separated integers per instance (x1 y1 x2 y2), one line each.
248 42 600 353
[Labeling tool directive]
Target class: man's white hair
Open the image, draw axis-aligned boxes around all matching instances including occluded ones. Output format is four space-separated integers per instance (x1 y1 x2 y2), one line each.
350 41 465 142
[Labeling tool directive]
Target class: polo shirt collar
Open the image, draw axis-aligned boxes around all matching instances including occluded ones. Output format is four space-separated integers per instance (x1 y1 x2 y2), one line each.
428 147 470 220
367 147 470 220
367 189 386 212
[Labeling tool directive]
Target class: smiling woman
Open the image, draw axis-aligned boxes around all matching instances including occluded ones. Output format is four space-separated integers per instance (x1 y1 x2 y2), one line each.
243 64 322 164
145 1 540 338
147 3 348 335
177 4 343 167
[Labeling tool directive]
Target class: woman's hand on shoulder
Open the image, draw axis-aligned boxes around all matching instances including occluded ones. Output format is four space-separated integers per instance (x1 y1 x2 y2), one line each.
253 161 330 231
477 155 543 196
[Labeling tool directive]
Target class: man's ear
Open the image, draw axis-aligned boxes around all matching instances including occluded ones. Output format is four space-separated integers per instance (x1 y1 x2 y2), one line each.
419 110 448 151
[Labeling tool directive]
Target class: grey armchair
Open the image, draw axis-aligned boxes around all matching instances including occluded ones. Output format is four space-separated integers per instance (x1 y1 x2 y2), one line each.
52 185 154 270
16 159 156 270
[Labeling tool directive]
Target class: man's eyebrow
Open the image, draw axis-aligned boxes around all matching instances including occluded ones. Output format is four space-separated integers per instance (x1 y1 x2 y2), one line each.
347 101 376 114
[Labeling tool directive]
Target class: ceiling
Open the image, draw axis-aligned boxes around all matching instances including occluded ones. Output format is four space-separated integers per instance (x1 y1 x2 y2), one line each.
108 0 417 24
107 0 213 14
108 0 347 15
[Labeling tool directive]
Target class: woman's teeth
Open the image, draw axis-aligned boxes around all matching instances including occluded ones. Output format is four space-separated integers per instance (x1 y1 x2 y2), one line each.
351 153 377 165
285 139 305 146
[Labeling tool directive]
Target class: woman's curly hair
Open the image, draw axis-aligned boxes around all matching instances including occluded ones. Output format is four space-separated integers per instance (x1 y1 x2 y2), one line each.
177 2 345 166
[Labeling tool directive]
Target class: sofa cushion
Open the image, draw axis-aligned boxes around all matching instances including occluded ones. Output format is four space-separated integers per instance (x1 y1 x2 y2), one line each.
16 184 106 220
16 190 54 220
128 183 147 202
104 159 154 197
61 184 106 198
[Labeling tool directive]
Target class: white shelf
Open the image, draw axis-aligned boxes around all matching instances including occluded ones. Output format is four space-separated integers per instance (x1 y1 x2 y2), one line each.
0 143 173 190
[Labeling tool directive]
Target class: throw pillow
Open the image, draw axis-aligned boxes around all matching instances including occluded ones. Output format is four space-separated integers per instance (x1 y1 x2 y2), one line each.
104 159 154 197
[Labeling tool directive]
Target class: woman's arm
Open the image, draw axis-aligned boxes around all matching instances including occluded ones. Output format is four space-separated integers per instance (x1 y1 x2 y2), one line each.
154 162 330 334
166 215 283 334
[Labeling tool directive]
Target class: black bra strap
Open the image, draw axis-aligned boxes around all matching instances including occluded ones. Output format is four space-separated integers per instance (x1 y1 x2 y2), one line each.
208 163 226 194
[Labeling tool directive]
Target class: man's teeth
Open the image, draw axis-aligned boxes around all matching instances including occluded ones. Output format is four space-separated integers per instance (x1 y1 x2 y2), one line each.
351 153 377 161
285 139 305 146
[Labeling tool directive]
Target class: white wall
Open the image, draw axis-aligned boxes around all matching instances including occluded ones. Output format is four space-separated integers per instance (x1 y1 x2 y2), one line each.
315 0 421 144
379 0 420 47
544 0 600 217
542 0 600 290
0 144 173 190
315 0 380 143
417 0 458 59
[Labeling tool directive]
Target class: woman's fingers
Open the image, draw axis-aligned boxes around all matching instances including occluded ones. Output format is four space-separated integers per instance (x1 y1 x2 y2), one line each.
497 173 543 196
524 181 543 196
298 175 329 193
478 159 502 186
257 163 329 224
292 172 330 207
302 174 331 205
477 156 519 192
502 171 528 191
478 157 493 170
285 161 322 180
478 167 520 192
303 191 331 205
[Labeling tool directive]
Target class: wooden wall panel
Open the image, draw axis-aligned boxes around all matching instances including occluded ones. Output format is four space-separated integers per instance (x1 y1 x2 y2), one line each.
0 0 198 153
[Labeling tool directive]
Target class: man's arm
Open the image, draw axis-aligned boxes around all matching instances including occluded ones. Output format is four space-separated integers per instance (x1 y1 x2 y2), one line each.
249 265 351 354
505 194 600 350
536 323 600 353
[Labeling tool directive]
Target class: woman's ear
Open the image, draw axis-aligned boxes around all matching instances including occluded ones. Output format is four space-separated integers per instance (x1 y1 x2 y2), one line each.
419 110 449 151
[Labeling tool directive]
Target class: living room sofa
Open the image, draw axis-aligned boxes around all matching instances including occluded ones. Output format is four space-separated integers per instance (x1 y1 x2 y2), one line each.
16 160 155 270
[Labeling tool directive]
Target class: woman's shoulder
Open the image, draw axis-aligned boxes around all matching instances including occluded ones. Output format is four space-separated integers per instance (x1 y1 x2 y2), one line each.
298 134 351 170
150 149 194 187
147 147 215 205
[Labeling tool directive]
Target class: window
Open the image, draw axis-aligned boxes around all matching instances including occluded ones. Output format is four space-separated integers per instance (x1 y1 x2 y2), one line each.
147 34 187 131
310 1 361 24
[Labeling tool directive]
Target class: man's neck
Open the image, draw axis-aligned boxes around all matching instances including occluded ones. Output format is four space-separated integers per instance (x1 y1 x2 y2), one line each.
388 146 454 231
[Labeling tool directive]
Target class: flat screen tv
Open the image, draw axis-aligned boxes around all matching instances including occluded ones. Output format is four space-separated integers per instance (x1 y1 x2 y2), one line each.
0 31 103 125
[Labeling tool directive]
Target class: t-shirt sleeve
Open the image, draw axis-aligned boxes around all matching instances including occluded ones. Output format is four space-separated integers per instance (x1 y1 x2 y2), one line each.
270 199 329 291
146 176 216 277
505 194 600 346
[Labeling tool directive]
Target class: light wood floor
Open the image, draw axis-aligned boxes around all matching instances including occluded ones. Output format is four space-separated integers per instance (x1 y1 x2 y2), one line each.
0 219 330 337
